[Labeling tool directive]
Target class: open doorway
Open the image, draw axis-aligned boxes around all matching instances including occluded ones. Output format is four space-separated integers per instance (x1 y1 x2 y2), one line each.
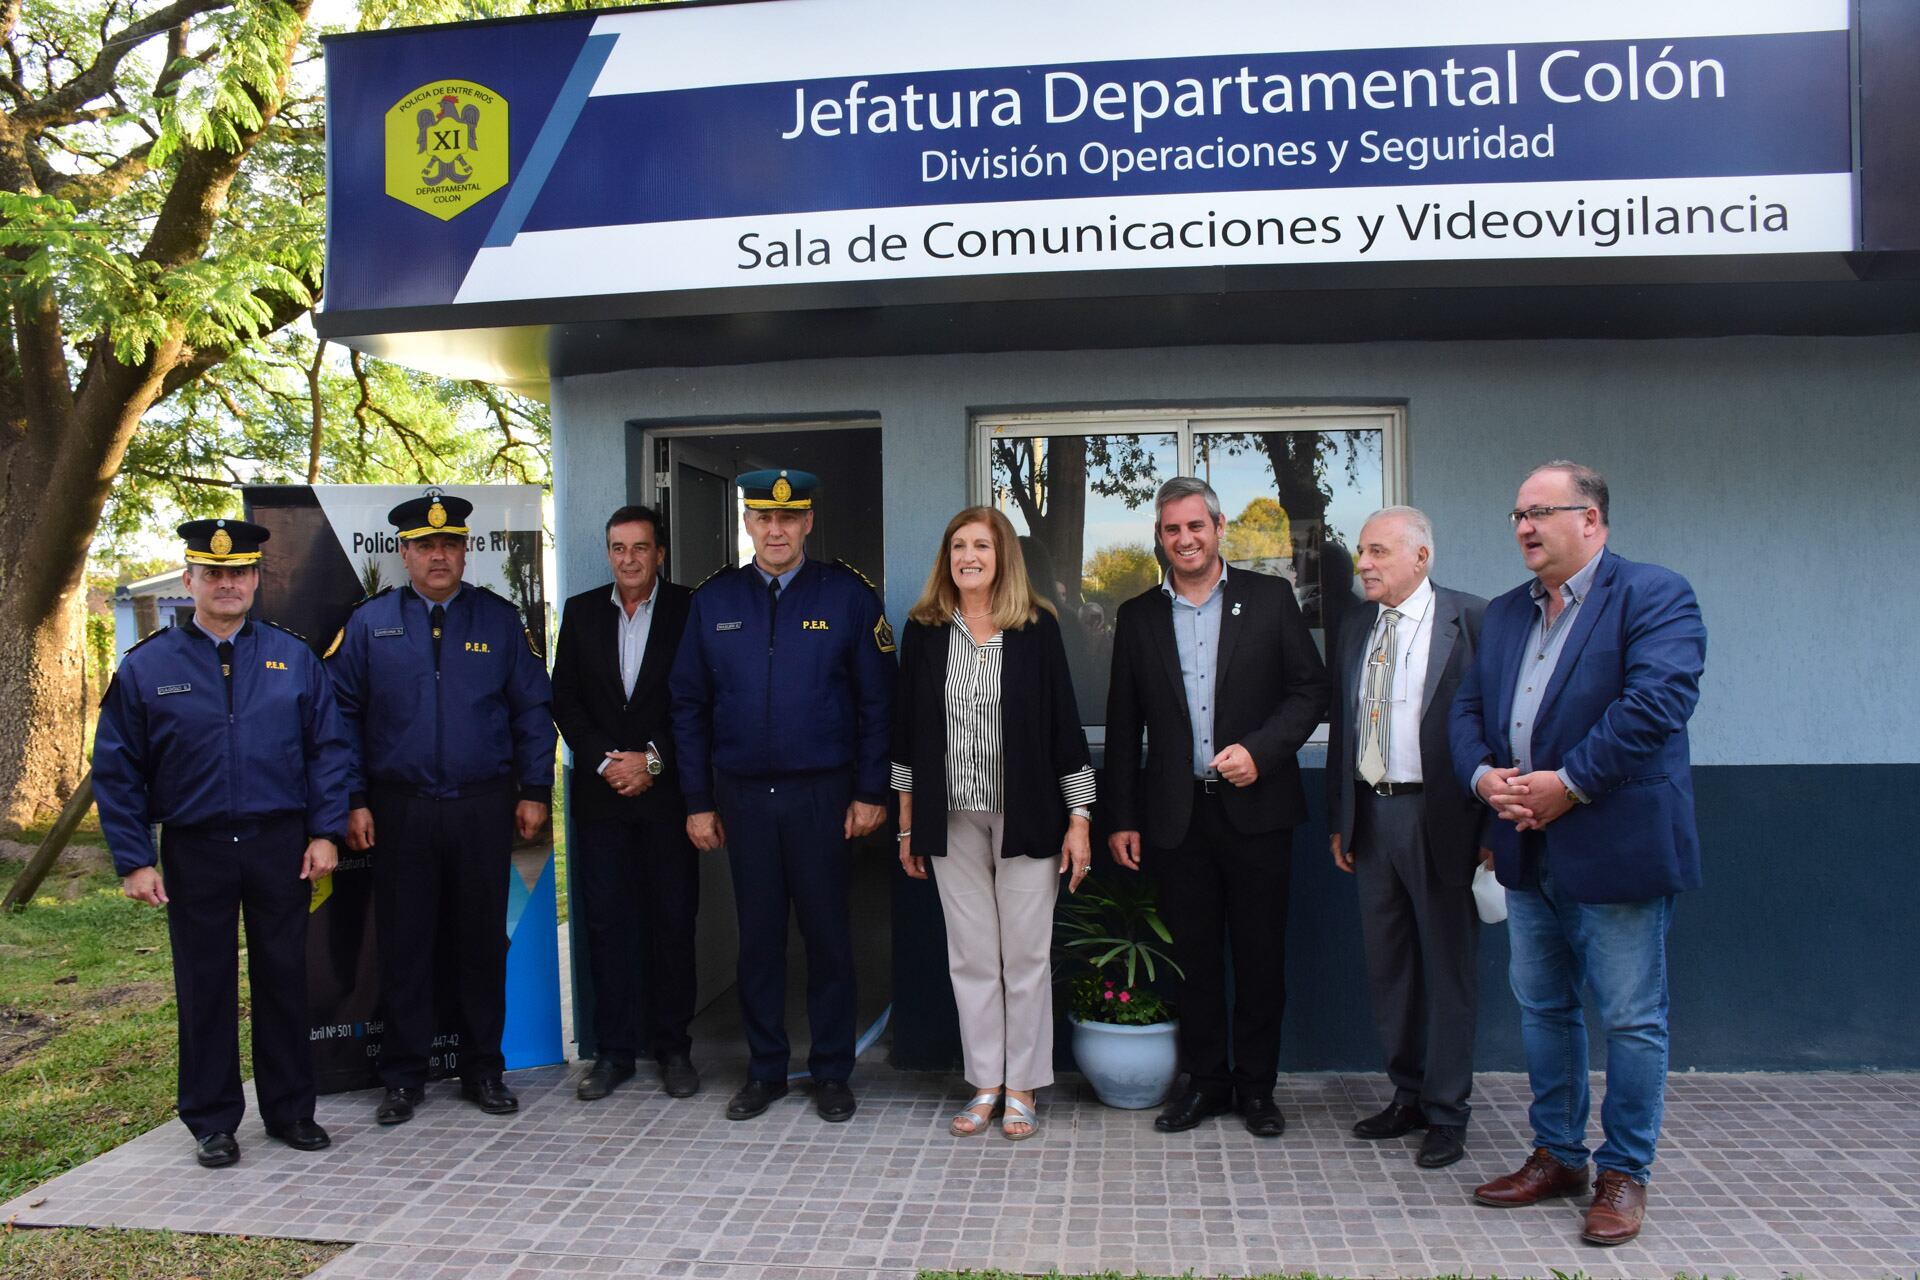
641 420 892 1075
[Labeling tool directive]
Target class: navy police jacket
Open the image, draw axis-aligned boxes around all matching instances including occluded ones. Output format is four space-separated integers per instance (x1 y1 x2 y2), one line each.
669 559 895 814
326 584 556 804
92 620 352 876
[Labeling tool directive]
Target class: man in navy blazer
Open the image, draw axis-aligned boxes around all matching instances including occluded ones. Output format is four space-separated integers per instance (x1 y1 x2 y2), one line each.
1449 461 1706 1248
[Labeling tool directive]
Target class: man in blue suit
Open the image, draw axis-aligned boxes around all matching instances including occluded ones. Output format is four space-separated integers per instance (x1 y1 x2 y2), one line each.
1449 461 1706 1249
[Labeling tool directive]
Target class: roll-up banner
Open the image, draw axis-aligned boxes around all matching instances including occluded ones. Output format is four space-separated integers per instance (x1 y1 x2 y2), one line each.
321 0 1855 319
243 483 561 1092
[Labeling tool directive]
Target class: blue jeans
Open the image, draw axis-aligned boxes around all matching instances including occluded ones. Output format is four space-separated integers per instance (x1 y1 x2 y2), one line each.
1506 862 1675 1183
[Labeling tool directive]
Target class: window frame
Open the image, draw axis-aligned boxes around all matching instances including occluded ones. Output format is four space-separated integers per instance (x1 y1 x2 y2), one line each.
972 404 1409 749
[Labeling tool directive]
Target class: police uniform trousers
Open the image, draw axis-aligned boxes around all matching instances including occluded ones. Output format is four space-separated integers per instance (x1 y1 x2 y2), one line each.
572 806 699 1067
1148 782 1293 1101
161 812 314 1138
714 768 856 1083
1353 787 1480 1127
370 786 514 1087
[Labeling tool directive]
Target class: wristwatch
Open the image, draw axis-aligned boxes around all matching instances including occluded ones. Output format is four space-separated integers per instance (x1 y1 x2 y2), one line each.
644 743 664 776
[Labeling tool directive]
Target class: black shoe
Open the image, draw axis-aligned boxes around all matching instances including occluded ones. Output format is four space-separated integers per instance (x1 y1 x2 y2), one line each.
1153 1089 1233 1133
194 1132 239 1168
1353 1100 1428 1140
460 1077 520 1115
659 1052 700 1099
1416 1123 1467 1169
375 1086 423 1126
814 1079 857 1123
1239 1095 1287 1138
264 1118 331 1151
576 1058 635 1101
726 1077 789 1121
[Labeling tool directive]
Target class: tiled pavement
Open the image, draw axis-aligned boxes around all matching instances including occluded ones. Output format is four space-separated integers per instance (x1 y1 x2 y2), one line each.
4 1064 1916 1279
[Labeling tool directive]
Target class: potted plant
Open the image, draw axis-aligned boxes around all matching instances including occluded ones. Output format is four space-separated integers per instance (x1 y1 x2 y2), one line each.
1056 876 1183 1109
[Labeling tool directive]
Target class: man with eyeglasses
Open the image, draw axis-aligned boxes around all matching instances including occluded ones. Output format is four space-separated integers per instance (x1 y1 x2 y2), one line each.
1450 461 1707 1248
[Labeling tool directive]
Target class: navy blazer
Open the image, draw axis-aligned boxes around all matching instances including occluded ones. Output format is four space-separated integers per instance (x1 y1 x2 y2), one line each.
1448 548 1707 904
1326 583 1487 888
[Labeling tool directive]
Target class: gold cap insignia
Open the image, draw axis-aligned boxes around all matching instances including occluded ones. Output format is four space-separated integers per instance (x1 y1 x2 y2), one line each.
427 501 448 528
210 528 233 556
772 475 792 504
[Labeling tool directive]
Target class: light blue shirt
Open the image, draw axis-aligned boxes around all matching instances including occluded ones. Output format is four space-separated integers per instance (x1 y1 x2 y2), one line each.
753 558 805 595
1162 562 1228 779
1473 549 1603 804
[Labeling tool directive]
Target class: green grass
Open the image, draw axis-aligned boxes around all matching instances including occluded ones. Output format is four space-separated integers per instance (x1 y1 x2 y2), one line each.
0 1226 343 1278
0 858 345 1276
0 858 191 1203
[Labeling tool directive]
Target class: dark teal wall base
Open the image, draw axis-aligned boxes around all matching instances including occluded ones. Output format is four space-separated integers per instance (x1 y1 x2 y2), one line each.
887 764 1920 1073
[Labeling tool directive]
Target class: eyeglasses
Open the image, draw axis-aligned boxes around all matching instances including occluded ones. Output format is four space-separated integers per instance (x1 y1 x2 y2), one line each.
1507 504 1590 527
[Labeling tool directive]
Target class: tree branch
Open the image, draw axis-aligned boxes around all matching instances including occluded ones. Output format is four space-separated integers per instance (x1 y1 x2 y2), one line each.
17 0 229 129
121 462 240 488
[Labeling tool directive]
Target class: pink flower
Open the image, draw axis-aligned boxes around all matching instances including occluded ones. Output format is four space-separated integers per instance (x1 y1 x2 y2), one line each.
1104 980 1114 988
1103 990 1115 1000
1118 991 1132 1003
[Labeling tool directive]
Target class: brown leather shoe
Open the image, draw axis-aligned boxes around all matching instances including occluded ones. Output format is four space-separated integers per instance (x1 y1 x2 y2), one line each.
1472 1148 1591 1207
1582 1169 1647 1246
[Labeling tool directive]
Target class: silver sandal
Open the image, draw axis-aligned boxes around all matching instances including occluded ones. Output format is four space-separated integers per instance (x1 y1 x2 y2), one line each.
949 1090 1001 1137
1001 1093 1039 1141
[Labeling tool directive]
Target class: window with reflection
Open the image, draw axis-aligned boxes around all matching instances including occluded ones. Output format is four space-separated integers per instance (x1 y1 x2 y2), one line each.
980 411 1400 726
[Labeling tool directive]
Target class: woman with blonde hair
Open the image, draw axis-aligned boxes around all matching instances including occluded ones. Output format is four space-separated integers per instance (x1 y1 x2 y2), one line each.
891 506 1095 1140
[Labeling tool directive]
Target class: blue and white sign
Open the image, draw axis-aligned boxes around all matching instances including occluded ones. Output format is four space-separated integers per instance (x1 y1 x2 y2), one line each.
321 0 1853 316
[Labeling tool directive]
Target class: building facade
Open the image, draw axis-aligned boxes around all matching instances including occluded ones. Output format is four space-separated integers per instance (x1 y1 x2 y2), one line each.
321 0 1920 1071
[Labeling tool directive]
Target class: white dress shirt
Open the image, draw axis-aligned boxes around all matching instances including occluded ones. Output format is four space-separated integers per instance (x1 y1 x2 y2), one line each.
1354 576 1434 784
596 578 659 777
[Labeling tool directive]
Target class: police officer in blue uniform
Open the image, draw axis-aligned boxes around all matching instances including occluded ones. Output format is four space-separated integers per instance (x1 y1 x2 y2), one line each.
669 469 895 1123
93 518 350 1168
326 490 556 1126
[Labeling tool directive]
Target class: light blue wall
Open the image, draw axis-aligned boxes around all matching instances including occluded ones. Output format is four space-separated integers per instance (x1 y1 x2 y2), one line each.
552 334 1920 767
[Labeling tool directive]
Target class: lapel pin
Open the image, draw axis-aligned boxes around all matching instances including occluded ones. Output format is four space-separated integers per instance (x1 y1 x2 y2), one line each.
1231 602 1242 616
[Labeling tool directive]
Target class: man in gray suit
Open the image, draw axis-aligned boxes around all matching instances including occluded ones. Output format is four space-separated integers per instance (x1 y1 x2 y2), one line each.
1327 506 1488 1169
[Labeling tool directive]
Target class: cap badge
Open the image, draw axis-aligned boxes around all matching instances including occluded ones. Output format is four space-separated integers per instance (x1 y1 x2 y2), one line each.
427 501 448 528
772 476 792 504
209 528 233 556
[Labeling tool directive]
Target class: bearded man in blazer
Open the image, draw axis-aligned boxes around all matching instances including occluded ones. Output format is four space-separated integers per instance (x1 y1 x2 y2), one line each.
1327 506 1487 1171
1105 476 1329 1138
551 504 700 1102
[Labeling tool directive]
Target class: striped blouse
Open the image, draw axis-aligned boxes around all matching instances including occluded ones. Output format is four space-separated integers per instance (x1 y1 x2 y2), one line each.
890 610 1098 814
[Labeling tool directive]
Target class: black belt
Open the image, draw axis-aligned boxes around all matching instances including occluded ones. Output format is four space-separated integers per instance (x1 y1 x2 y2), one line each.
1194 777 1224 795
1359 779 1424 797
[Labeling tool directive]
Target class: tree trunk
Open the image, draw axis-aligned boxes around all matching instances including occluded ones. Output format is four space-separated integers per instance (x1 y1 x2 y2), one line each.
0 578 85 832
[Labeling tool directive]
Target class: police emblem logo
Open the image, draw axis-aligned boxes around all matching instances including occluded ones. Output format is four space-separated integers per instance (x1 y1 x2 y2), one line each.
874 616 896 654
209 527 233 556
384 80 510 221
772 475 793 504
427 501 448 528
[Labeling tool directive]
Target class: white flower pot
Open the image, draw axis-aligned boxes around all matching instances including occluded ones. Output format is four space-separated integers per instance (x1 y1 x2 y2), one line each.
1069 1015 1180 1109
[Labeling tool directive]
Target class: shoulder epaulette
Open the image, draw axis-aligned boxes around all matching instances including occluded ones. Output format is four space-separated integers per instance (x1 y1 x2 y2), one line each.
119 625 174 660
350 586 396 610
694 564 733 591
261 619 309 644
836 559 882 595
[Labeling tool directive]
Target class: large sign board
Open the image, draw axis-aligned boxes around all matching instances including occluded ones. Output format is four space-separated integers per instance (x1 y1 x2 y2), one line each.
245 484 562 1092
322 0 1853 320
